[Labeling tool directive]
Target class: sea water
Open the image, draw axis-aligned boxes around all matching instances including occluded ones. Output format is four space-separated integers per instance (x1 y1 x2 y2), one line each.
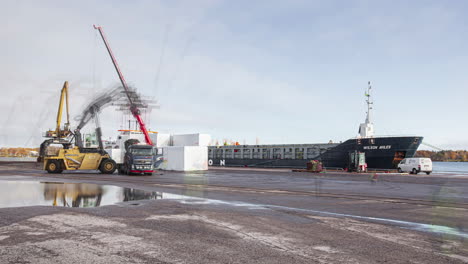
432 161 468 174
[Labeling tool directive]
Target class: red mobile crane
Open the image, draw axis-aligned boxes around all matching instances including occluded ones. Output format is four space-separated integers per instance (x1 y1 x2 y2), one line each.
93 25 153 146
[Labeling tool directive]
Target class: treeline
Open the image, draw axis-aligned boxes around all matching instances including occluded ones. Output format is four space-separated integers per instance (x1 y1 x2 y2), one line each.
2 147 467 161
416 150 468 162
0 148 39 157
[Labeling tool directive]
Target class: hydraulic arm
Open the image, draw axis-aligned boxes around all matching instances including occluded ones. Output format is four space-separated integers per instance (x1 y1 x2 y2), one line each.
45 81 71 139
74 87 124 150
93 25 153 145
56 81 71 137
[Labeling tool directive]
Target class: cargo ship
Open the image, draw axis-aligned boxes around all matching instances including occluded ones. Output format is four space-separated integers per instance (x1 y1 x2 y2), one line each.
208 82 423 169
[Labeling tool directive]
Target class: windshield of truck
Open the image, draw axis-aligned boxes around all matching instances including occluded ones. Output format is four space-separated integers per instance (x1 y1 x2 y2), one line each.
130 148 152 156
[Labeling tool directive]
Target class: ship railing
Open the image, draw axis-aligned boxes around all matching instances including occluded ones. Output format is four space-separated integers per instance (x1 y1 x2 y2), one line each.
208 143 339 148
353 134 421 139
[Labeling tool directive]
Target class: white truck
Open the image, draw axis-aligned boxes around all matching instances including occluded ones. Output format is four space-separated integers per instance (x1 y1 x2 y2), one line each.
397 158 432 175
109 131 163 175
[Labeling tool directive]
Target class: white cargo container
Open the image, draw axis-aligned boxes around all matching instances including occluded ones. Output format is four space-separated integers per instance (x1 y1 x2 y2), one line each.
159 146 208 171
153 133 171 147
110 148 123 164
172 134 211 147
184 146 208 170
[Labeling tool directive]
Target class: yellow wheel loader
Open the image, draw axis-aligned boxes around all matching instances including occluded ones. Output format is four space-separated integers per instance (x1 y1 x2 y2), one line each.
39 81 117 174
43 147 116 174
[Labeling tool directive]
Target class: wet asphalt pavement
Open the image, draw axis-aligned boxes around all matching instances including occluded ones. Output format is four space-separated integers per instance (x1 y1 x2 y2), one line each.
0 162 467 263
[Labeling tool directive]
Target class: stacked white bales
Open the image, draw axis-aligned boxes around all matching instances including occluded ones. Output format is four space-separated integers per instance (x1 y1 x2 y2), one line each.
160 134 210 171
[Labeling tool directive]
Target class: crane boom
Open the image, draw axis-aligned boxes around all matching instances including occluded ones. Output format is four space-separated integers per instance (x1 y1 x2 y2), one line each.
44 81 71 139
93 24 153 146
56 81 70 137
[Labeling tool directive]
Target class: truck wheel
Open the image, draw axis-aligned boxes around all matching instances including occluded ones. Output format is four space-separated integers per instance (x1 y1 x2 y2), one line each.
117 165 124 174
412 168 418 175
46 160 62 173
397 168 402 173
99 159 117 174
426 171 431 175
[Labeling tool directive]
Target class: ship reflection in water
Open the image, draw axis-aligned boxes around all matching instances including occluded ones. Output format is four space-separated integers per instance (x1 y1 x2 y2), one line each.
0 181 162 208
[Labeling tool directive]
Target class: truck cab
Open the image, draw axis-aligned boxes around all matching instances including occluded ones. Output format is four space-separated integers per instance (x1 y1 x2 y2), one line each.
120 144 156 175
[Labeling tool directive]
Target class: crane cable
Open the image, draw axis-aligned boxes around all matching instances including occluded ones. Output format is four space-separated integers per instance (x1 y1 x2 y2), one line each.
421 141 444 151
93 28 97 94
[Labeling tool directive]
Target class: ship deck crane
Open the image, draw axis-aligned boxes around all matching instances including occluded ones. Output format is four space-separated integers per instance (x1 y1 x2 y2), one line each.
93 25 153 146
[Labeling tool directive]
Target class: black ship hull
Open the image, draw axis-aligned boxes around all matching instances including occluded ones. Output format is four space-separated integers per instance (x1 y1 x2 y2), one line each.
208 136 423 169
319 136 422 169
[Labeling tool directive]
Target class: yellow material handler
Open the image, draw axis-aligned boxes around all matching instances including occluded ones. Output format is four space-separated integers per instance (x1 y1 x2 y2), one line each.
43 147 116 174
38 81 117 174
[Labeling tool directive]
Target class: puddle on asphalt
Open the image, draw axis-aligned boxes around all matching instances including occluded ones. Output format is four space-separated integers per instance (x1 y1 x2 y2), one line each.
1 181 467 240
0 181 185 208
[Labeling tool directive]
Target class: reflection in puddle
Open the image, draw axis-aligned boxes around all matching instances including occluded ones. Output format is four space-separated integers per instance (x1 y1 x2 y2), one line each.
44 183 103 207
0 181 163 208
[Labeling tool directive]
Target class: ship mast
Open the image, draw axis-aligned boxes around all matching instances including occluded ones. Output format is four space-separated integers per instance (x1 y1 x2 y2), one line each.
358 81 374 138
365 81 373 124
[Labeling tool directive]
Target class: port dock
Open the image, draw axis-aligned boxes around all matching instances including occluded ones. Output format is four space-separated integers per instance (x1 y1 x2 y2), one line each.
0 162 467 263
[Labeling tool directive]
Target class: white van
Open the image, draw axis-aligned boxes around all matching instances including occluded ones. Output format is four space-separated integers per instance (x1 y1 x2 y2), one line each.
397 158 432 175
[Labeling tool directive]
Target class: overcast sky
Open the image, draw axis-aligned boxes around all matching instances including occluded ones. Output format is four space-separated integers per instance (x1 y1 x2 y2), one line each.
1 0 468 150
